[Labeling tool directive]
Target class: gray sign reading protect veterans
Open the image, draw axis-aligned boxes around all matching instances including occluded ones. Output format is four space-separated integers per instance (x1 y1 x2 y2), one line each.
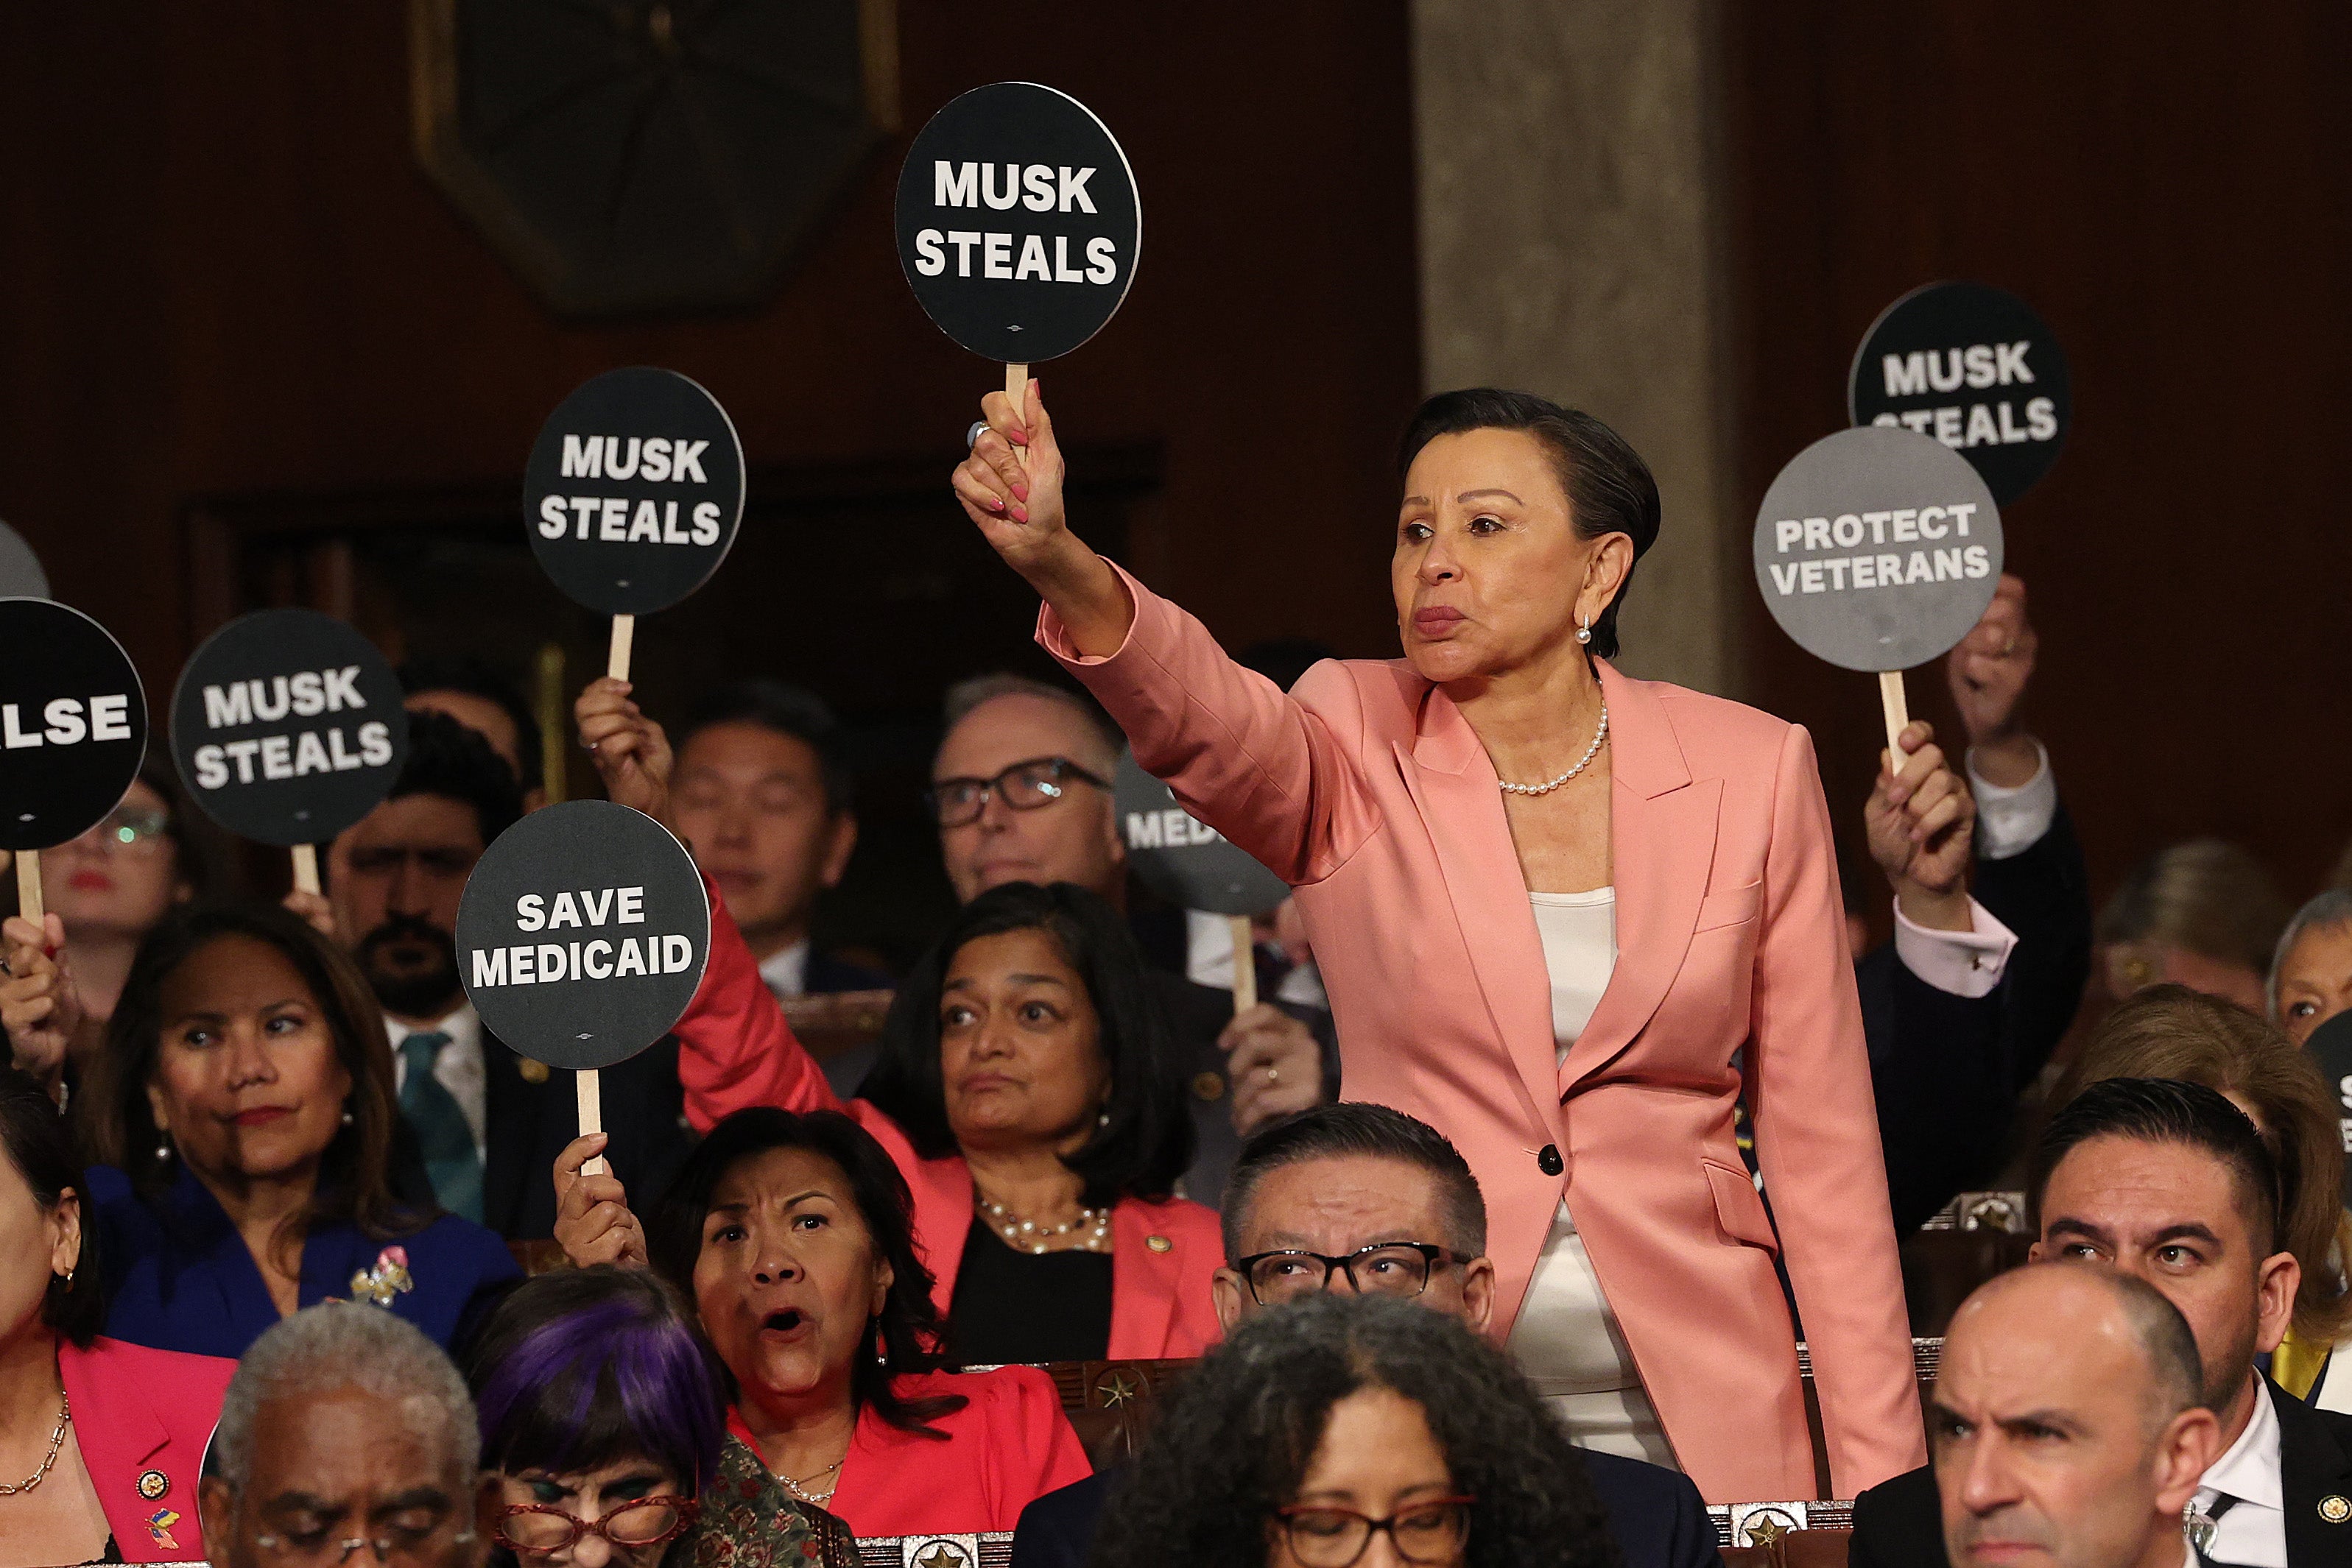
1114 749 1287 917
1753 425 2004 674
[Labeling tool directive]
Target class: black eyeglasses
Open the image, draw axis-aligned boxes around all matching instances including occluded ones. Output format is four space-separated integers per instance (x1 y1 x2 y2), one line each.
926 756 1111 828
1273 1497 1474 1567
1236 1242 1468 1306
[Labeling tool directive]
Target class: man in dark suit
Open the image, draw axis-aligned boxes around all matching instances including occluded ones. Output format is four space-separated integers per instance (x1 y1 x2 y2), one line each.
300 712 690 1239
1011 1105 1722 1568
1853 1078 2352 1567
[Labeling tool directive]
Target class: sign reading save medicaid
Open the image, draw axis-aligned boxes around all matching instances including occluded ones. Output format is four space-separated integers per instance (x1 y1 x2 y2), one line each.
895 81 1141 364
456 800 710 1071
522 367 746 617
0 598 147 852
169 610 409 847
1114 749 1287 918
1753 425 2005 674
1849 281 2070 505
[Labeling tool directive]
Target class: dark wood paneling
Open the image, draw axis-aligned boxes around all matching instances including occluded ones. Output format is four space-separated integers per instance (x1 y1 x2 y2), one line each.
1724 2 2352 920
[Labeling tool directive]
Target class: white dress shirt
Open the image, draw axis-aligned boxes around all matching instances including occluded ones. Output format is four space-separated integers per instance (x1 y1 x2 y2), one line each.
2193 1377 2286 1568
758 940 811 1000
1889 746 2058 998
387 1004 488 1164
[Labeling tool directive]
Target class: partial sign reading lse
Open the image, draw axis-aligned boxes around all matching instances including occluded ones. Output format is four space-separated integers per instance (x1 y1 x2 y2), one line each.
0 598 148 852
1113 749 1288 917
1752 425 2005 674
456 800 711 1071
523 367 746 616
169 610 409 848
1848 281 2070 506
895 82 1141 364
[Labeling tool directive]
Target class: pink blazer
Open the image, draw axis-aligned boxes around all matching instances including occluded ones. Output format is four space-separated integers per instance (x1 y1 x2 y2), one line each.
675 880 1226 1361
1040 564 1924 1502
57 1335 236 1561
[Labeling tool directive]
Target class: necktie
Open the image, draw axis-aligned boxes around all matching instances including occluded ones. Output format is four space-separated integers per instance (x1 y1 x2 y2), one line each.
398 1031 483 1223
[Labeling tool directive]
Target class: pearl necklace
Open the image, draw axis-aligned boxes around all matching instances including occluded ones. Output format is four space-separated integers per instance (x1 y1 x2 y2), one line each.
781 1456 845 1507
1495 699 1609 796
976 1192 1111 1254
0 1394 67 1497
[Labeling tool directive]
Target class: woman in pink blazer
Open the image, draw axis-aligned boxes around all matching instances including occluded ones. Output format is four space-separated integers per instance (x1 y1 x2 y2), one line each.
949 385 1924 1503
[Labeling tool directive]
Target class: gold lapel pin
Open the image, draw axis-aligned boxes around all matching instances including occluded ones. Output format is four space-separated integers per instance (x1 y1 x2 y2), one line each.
136 1469 169 1501
2320 1495 2350 1524
1145 1234 1172 1253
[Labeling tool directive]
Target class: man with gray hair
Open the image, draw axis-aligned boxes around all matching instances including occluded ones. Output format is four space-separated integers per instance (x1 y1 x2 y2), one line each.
1931 1264 2220 1568
200 1303 490 1568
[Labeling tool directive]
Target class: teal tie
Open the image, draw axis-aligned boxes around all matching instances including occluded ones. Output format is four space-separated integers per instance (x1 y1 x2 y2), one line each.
398 1031 483 1223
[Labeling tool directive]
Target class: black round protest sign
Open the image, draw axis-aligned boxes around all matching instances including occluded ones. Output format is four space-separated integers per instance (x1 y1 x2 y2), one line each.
1849 281 2069 506
169 610 409 848
0 523 49 600
0 598 147 852
2306 1012 2352 1209
1753 425 2004 674
524 367 746 616
1114 750 1287 917
456 800 711 1071
895 82 1141 364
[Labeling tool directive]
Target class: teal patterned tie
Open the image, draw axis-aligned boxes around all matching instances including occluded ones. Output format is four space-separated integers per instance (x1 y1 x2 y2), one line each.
398 1031 483 1223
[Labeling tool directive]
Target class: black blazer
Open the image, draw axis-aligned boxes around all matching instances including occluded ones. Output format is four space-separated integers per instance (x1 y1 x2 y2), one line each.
1857 802 2092 1231
1851 1374 2352 1568
479 1031 694 1240
1010 1447 1722 1568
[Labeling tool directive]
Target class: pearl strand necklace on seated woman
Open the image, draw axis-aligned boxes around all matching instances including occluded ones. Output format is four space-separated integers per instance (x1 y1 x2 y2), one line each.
973 1188 1111 1254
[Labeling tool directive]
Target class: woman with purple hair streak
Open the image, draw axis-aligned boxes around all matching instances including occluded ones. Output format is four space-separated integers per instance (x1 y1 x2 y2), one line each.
466 1265 859 1568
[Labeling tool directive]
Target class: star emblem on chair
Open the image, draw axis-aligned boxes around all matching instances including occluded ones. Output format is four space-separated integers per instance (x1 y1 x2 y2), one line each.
1095 1371 1140 1408
914 1543 970 1568
1743 1509 1799 1548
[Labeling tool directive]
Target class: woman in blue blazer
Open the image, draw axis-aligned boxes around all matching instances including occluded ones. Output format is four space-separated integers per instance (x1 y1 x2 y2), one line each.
76 903 516 1357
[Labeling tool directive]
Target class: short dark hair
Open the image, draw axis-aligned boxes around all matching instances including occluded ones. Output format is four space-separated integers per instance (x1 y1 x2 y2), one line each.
87 903 424 1262
1397 389 1661 661
2032 1078 2284 1254
467 1266 726 1493
1222 1104 1487 1264
937 674 1123 776
859 881 1194 1207
390 708 524 847
398 654 541 794
1096 1294 1618 1568
646 1107 966 1437
676 678 854 816
0 1069 105 1346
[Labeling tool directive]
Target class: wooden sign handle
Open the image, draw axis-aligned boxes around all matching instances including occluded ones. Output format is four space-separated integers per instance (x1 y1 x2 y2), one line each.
1229 913 1258 1013
1878 669 1910 760
15 849 40 924
577 1069 608 1177
1005 363 1029 467
607 615 635 683
291 843 320 897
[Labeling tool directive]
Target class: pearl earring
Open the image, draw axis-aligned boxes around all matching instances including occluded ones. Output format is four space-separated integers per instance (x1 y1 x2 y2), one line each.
1575 615 1593 646
153 1134 172 1165
340 1107 354 1126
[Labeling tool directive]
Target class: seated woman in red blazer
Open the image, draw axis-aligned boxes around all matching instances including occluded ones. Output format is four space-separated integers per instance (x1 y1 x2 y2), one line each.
0 1069 234 1567
554 1106 1090 1536
578 688 1222 1363
945 384 1924 1504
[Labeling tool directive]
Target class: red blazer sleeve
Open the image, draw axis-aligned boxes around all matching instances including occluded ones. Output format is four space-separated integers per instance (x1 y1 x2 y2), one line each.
1746 724 1928 1494
1039 560 1381 884
980 1366 1094 1529
675 872 844 1133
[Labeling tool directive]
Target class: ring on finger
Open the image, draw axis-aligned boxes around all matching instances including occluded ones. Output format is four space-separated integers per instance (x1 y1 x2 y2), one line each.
967 420 988 448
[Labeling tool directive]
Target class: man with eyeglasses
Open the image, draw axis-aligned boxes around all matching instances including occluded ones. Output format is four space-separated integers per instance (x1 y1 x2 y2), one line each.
921 673 1334 1205
200 1303 491 1568
1011 1103 1722 1568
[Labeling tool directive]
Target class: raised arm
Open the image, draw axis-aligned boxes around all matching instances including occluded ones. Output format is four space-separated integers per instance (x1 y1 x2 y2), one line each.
952 384 1380 883
670 872 845 1131
1745 723 1926 1496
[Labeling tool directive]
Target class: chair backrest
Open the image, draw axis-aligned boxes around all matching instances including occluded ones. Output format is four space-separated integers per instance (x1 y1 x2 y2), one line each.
1043 1357 1197 1469
854 1532 1013 1568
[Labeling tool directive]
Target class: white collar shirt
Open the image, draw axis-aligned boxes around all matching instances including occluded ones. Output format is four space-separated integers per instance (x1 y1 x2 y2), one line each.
2193 1375 2285 1568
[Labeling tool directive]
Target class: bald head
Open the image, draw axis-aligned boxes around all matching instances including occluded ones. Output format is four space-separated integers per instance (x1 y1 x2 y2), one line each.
1933 1264 2219 1568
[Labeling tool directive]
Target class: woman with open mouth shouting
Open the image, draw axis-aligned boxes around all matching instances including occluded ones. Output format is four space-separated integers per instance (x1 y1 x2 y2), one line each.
552 1107 1089 1539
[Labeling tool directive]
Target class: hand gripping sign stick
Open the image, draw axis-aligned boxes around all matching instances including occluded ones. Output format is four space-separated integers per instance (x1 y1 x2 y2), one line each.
457 801 710 1177
523 368 747 684
1113 749 1289 1015
895 82 1141 473
1753 425 2005 771
169 610 410 901
0 599 149 925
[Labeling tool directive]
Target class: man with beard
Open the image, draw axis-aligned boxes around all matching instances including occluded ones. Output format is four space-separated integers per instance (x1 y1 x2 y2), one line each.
310 712 690 1238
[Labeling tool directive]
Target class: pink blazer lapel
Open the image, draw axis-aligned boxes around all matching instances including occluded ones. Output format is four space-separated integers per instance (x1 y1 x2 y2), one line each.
1391 691 1566 1147
1107 1201 1186 1359
1560 663 1722 1092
